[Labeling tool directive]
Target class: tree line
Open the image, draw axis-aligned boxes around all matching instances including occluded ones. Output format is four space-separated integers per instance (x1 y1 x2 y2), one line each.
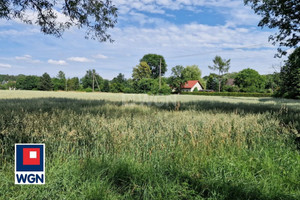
0 50 299 99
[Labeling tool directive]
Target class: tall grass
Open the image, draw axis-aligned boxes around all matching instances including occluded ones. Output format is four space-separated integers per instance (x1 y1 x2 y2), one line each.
0 91 300 199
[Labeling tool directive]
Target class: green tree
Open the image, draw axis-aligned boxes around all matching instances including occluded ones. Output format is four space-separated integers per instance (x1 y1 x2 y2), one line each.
135 78 153 93
57 71 66 90
0 0 118 42
111 73 126 84
16 75 39 90
111 73 127 92
235 68 266 92
0 74 18 82
110 82 124 93
140 54 167 79
208 56 230 92
278 47 300 98
39 73 53 91
135 78 171 94
123 79 136 93
206 74 219 91
263 73 280 92
182 65 202 80
169 65 186 93
132 62 151 81
81 69 103 91
103 80 110 92
67 77 80 91
16 75 26 90
150 78 171 94
51 78 61 91
245 0 300 56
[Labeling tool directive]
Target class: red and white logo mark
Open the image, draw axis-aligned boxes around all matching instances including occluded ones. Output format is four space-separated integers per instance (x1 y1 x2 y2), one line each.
23 148 40 165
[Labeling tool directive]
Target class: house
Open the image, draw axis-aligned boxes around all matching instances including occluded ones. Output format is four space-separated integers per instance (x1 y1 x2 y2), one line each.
226 78 235 86
181 80 204 92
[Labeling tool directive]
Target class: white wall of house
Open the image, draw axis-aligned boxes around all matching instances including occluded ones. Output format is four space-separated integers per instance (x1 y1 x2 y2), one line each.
190 82 203 92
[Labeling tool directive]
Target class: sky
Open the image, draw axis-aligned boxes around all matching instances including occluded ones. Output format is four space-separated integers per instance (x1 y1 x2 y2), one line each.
0 0 289 80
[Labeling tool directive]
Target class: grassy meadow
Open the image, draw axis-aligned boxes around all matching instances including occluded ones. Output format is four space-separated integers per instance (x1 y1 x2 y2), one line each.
0 90 300 199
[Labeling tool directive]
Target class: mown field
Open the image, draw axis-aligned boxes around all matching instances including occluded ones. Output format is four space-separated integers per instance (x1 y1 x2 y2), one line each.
0 90 300 200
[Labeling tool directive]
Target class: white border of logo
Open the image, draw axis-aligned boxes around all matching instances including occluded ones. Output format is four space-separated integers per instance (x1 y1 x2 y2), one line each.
15 143 45 185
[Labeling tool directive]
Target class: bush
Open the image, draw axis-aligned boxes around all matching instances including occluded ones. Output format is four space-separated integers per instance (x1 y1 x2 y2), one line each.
157 84 172 95
223 85 239 92
135 78 171 95
123 87 136 93
181 91 272 97
85 88 93 92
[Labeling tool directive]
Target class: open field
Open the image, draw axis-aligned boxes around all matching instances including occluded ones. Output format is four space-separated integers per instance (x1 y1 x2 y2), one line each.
1 90 300 199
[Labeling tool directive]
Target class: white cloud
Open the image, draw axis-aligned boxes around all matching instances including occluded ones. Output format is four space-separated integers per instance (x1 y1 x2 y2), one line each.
67 57 94 62
15 55 41 63
48 59 67 65
0 63 12 68
0 28 39 37
93 54 108 59
109 23 272 52
123 11 171 26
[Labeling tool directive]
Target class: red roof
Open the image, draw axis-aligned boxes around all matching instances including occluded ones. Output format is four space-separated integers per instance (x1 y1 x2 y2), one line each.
181 80 200 89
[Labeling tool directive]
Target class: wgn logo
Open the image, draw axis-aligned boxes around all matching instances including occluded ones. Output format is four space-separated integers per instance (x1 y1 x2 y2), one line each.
15 144 45 184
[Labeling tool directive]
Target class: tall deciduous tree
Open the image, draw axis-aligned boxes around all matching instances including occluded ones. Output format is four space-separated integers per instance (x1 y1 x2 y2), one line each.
206 73 219 91
102 80 110 92
140 54 167 79
111 73 126 84
278 47 300 99
39 73 53 91
67 77 80 91
169 65 186 93
208 56 230 92
245 0 300 56
57 71 66 90
0 0 118 42
235 68 266 92
132 62 151 81
182 65 202 81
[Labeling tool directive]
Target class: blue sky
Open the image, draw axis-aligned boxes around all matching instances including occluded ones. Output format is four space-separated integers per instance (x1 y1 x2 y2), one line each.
0 0 288 80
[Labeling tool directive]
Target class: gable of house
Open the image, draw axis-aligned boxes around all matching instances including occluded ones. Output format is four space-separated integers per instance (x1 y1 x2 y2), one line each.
181 80 204 92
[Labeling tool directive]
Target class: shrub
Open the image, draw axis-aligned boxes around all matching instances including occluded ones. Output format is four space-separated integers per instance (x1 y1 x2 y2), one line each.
157 84 172 95
223 85 239 92
123 87 136 93
85 88 93 92
181 91 272 97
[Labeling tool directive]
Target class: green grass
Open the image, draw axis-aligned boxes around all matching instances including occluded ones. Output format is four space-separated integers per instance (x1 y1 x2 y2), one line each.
0 90 300 199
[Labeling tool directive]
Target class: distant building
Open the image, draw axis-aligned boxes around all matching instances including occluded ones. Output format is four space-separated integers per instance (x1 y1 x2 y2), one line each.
181 80 204 92
1 81 8 85
226 79 235 86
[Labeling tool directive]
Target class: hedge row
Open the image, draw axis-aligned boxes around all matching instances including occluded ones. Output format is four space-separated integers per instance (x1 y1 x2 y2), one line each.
181 91 273 97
